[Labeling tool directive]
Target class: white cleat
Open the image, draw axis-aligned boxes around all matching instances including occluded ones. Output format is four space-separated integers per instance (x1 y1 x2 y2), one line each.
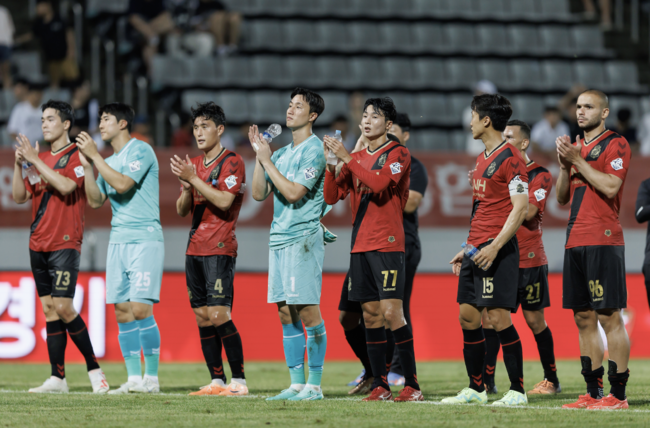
89 369 110 394
491 390 528 406
129 377 160 394
29 377 69 394
107 381 139 395
440 387 488 404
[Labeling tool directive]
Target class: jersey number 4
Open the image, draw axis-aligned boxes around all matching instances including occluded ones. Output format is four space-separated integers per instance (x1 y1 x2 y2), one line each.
214 279 223 293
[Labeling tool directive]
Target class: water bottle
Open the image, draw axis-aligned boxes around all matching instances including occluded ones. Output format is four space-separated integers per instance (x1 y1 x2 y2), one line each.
254 124 282 152
461 242 478 262
327 130 342 165
23 161 41 185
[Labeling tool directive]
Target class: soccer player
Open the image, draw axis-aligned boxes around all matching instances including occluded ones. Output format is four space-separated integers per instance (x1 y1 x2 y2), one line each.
11 100 109 394
76 103 164 394
171 102 248 396
324 97 422 402
481 120 561 395
249 88 328 401
443 94 529 406
556 90 631 410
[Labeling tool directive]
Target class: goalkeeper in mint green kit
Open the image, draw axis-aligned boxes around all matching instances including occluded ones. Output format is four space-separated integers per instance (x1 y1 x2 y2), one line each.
250 88 330 401
77 103 164 394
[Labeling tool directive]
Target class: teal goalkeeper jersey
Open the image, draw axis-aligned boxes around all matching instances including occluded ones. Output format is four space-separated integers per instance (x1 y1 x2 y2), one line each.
97 138 164 243
265 134 327 249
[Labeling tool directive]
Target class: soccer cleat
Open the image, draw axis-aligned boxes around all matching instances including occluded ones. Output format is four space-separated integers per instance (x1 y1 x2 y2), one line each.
362 386 393 402
28 377 69 394
394 386 424 402
586 394 628 410
266 388 301 401
88 369 110 394
484 380 498 395
527 380 561 395
287 387 324 401
129 377 160 393
348 376 374 395
218 381 249 396
491 390 528 406
108 381 139 395
562 394 601 409
189 383 227 396
441 388 487 405
388 372 405 386
347 369 365 386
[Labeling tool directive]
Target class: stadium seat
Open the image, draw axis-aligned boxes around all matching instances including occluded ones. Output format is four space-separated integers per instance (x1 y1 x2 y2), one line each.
286 56 322 88
85 0 129 17
539 26 574 55
448 93 473 126
508 25 541 55
382 58 416 89
151 55 194 87
249 91 285 124
412 58 448 89
190 57 221 87
414 94 449 126
221 57 252 87
11 52 44 82
296 0 332 17
510 60 544 90
539 0 572 20
381 23 414 53
254 0 300 16
317 22 358 53
318 92 348 125
388 92 416 118
249 56 289 88
216 91 250 124
413 130 451 151
349 22 382 53
412 0 447 17
350 58 386 89
317 56 355 89
571 26 608 56
412 23 446 54
445 24 478 54
541 60 574 91
380 0 416 18
450 129 469 151
476 25 509 54
509 0 540 20
445 0 480 19
477 0 510 18
446 58 478 90
246 21 284 50
283 21 321 51
181 90 218 113
477 60 512 90
605 61 641 91
42 89 71 103
607 96 641 127
573 61 607 89
510 95 545 124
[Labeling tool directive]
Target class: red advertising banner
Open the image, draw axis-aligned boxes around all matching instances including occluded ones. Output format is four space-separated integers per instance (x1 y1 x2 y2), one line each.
0 149 646 229
0 272 648 362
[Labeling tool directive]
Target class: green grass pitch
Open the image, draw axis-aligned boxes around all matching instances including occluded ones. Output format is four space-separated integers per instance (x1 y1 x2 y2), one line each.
1 361 650 427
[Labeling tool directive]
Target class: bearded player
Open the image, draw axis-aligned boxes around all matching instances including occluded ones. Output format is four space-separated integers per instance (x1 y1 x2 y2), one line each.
172 102 248 396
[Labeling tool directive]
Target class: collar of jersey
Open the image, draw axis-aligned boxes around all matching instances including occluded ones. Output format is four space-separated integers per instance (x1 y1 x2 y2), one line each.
290 133 316 152
483 140 507 159
583 129 610 146
526 160 535 167
203 147 226 167
50 142 75 156
115 138 136 157
366 138 395 155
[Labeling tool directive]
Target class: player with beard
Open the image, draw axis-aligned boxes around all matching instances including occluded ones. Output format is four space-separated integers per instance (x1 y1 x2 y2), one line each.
12 100 109 394
556 90 631 410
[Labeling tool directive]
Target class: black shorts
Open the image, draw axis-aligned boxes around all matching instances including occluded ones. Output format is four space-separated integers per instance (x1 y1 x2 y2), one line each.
348 251 405 302
457 237 519 309
186 255 235 308
338 271 362 313
30 249 80 299
514 265 551 312
562 245 627 310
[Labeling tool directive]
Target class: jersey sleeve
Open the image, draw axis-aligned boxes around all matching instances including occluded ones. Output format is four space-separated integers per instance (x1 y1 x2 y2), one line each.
217 155 245 195
602 137 631 181
529 171 552 211
61 151 85 187
502 156 529 197
381 145 411 184
324 163 352 204
293 144 326 191
409 158 428 195
122 142 156 184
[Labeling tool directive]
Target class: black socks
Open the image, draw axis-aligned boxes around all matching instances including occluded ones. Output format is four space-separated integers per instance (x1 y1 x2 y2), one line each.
366 327 389 390
608 360 629 401
46 320 67 379
482 328 499 385
217 320 245 380
534 327 559 385
199 325 226 382
581 356 604 399
385 328 395 375
462 327 486 393
393 325 419 390
498 325 524 394
65 315 100 372
344 323 373 377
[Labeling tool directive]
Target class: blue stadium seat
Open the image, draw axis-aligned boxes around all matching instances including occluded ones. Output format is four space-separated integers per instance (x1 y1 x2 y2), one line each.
42 88 71 103
85 0 129 17
477 60 512 90
446 0 480 19
181 90 218 113
249 56 289 87
151 55 194 87
349 22 382 53
380 0 416 18
316 22 359 53
217 91 250 124
539 0 572 20
221 57 251 87
296 0 332 16
413 130 451 151
317 56 355 89
283 21 321 51
541 60 574 91
350 58 386 89
510 60 544 91
607 96 641 128
446 58 478 89
509 0 540 20
412 23 446 54
573 61 607 89
510 95 545 124
11 52 44 82
477 0 510 18
190 57 221 87
412 58 448 89
605 61 641 91
0 90 16 122
448 93 473 126
248 91 285 124
388 92 416 118
451 129 470 151
412 0 447 17
286 56 323 88
445 24 478 54
476 25 509 54
381 23 414 53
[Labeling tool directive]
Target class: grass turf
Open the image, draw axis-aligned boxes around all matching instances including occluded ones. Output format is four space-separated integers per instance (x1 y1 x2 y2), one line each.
1 361 649 427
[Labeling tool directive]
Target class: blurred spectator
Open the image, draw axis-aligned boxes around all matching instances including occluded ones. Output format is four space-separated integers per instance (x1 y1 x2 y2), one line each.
463 80 498 155
128 0 177 74
70 80 102 147
348 91 365 138
171 112 194 147
131 115 154 145
612 107 638 149
8 81 43 144
14 0 78 88
531 106 570 154
637 112 650 156
582 0 612 31
12 77 29 103
330 114 356 151
558 84 586 138
0 6 14 89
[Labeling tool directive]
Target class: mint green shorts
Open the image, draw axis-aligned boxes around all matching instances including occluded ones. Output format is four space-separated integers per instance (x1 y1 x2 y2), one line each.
106 241 164 304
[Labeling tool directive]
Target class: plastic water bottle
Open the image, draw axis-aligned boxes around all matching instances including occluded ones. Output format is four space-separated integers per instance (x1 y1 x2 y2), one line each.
461 242 478 262
327 130 342 165
23 161 41 185
254 124 281 152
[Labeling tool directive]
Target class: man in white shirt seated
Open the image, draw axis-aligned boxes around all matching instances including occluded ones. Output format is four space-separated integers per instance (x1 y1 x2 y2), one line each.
8 81 43 144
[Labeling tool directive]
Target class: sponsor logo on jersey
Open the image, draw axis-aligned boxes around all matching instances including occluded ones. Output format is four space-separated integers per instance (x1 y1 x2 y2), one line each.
303 167 316 180
534 188 547 201
225 175 237 189
74 165 85 178
129 160 141 172
605 230 612 236
610 158 623 171
390 162 402 174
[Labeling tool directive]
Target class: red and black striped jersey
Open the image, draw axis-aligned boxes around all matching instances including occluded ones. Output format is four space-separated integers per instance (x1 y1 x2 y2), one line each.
324 140 411 253
565 130 630 249
185 148 246 257
517 161 551 268
468 141 528 247
25 143 86 253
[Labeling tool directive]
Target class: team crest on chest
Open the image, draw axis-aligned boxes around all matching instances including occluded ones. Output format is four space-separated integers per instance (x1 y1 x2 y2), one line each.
590 145 602 159
57 154 70 168
486 162 496 177
378 153 388 167
209 166 221 181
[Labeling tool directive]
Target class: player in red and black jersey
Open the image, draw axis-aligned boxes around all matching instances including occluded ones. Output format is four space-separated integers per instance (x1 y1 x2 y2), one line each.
324 97 422 402
171 102 248 397
12 100 108 394
556 90 631 410
444 94 529 406
481 120 561 396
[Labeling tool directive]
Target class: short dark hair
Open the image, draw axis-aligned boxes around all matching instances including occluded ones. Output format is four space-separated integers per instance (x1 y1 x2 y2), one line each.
191 101 226 127
99 102 135 132
471 94 512 132
290 87 325 123
507 119 531 140
393 112 411 132
617 107 631 123
363 97 397 124
42 99 74 128
580 89 609 108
